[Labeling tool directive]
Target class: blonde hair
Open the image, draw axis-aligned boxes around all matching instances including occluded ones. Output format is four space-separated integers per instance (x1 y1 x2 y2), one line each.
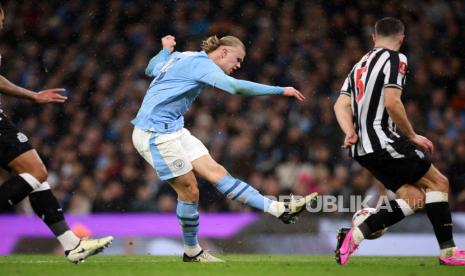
201 35 245 53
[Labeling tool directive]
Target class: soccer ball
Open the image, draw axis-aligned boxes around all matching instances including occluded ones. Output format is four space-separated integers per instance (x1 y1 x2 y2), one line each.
352 207 388 240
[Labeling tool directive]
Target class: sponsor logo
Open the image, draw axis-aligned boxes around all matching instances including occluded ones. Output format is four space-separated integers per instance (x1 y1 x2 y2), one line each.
17 132 28 143
415 149 425 159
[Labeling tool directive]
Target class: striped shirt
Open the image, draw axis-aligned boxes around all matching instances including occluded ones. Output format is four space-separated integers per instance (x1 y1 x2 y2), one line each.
340 48 408 157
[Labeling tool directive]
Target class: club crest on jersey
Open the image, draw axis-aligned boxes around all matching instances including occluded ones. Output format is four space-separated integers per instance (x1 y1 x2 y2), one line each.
171 159 185 171
399 61 408 75
17 132 28 143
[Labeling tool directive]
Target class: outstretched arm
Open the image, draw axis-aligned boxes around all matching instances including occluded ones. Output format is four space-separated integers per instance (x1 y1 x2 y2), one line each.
201 72 305 101
145 35 176 77
0 75 67 103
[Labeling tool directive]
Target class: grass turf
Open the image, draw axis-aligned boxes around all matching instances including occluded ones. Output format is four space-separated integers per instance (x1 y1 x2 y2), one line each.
0 255 463 276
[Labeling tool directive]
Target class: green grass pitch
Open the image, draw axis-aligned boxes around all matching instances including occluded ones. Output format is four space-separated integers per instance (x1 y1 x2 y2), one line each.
0 255 463 275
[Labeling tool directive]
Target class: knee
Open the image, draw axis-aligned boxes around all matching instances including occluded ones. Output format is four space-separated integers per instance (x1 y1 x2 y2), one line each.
398 188 425 211
186 184 199 201
184 187 199 202
180 181 199 202
204 164 228 183
407 192 426 211
31 164 48 183
436 175 449 193
213 164 228 179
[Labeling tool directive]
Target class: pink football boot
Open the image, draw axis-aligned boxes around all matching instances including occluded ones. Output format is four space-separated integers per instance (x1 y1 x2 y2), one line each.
439 248 465 266
335 227 359 265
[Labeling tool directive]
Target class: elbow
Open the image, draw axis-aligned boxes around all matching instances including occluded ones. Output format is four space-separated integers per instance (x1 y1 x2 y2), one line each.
384 99 396 112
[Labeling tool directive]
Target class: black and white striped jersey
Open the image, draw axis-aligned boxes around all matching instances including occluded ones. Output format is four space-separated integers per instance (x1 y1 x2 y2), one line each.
340 48 408 157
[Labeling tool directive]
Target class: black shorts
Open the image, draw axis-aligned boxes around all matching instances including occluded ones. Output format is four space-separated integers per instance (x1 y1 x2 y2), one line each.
0 112 34 169
354 138 432 192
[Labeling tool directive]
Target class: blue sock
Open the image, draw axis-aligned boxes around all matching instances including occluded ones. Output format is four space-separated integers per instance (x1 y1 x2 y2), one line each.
176 200 200 247
216 175 272 211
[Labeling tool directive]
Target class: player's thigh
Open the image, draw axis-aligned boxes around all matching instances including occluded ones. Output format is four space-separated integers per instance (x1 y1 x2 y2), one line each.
191 155 228 184
179 128 227 183
179 128 209 162
8 149 47 177
395 184 425 211
132 127 193 181
414 165 449 193
0 114 45 180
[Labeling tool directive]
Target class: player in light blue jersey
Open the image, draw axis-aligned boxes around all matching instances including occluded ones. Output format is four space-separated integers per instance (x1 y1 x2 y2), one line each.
132 35 317 262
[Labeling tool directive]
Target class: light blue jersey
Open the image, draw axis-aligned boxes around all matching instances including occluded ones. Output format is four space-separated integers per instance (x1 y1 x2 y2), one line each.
132 49 284 133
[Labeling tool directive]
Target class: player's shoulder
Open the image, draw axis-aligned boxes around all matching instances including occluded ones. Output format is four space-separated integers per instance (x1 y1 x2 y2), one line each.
184 51 218 70
179 51 209 60
384 51 408 74
385 49 408 62
177 51 220 77
178 51 213 65
398 52 408 63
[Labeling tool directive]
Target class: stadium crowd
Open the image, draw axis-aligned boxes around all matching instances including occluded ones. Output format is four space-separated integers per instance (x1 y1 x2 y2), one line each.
1 0 464 214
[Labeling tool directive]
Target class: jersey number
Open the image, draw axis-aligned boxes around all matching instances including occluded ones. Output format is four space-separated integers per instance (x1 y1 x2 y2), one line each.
355 66 367 102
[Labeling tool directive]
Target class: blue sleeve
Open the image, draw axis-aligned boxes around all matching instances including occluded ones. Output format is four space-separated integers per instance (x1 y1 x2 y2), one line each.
203 73 284 96
145 49 171 77
191 57 284 96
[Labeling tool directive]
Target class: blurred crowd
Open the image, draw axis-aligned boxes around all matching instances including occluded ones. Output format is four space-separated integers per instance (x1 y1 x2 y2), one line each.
1 0 464 215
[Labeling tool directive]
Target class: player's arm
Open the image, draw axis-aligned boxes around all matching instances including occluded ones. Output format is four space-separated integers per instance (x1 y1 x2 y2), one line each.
0 75 67 104
334 78 357 148
145 35 176 77
383 53 433 154
200 71 305 101
384 88 433 154
384 88 415 138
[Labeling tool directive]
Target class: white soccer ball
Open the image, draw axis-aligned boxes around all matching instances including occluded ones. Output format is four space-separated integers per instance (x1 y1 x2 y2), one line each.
352 207 388 240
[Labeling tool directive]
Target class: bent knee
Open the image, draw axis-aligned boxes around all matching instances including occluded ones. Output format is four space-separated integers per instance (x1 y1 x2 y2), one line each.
31 165 48 183
398 188 425 211
436 175 449 193
406 193 425 211
213 164 227 178
182 185 199 202
174 178 199 202
204 164 228 183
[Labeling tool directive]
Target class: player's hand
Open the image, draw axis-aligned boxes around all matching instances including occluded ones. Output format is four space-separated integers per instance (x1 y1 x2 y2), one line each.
33 88 67 104
343 131 358 148
409 134 434 155
161 35 176 53
283 87 305 101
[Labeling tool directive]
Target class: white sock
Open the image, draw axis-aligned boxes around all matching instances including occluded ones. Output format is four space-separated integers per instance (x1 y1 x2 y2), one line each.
266 201 286 218
185 244 202 257
440 247 457 257
57 230 81 251
352 227 365 245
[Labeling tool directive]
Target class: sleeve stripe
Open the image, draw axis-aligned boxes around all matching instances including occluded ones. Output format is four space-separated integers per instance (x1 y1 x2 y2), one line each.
384 84 403 90
340 91 351 96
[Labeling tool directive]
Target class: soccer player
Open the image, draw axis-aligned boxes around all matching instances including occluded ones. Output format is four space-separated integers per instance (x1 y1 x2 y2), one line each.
333 17 465 266
0 4 112 263
132 35 317 262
